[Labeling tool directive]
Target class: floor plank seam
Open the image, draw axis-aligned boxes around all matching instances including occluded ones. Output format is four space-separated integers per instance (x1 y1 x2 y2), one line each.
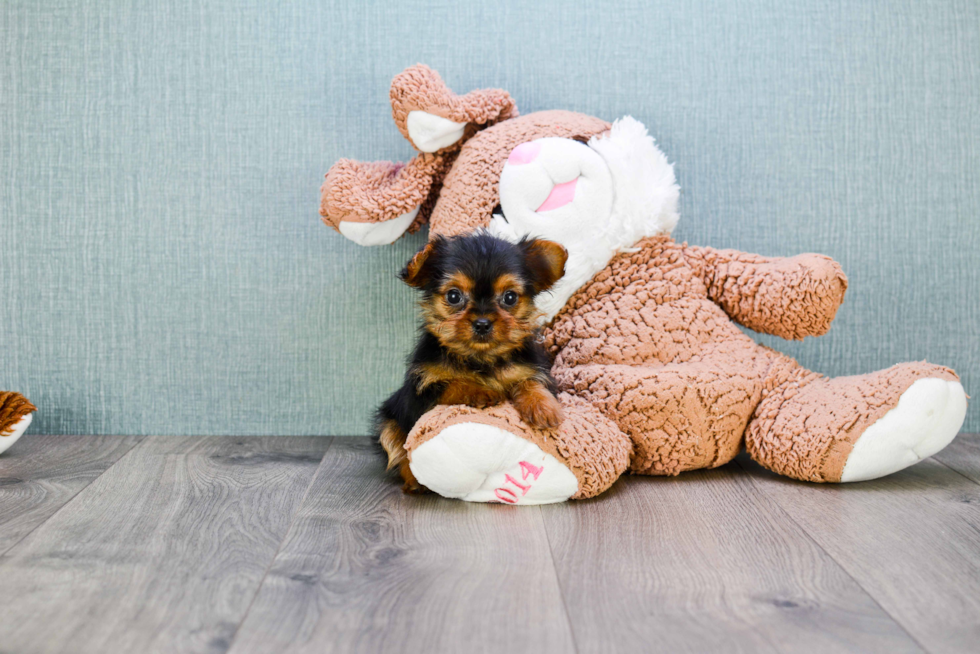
538 506 581 654
0 435 147 559
932 458 980 488
732 458 932 654
223 436 336 654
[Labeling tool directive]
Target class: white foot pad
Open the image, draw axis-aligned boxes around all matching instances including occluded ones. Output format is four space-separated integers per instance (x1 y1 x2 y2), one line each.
405 111 466 153
338 206 419 246
0 413 33 455
409 422 578 505
841 379 967 482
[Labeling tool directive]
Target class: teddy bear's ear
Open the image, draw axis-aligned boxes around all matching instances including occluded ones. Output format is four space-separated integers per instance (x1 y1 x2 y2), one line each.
521 238 568 293
390 64 518 154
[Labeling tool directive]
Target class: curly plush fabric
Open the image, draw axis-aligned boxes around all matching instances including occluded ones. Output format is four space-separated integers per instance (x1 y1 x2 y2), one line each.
323 65 967 500
683 247 850 340
544 236 956 483
548 238 795 476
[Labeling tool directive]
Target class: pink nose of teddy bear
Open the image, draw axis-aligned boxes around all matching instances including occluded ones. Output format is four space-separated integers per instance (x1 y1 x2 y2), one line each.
507 141 541 165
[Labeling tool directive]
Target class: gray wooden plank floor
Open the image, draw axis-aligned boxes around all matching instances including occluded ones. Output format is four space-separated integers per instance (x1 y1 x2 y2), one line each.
737 454 980 653
0 434 143 554
541 469 923 653
0 436 329 654
0 433 977 654
935 436 980 485
228 439 575 654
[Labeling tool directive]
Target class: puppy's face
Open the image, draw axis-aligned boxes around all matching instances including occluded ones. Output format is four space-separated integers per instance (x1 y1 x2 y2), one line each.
401 233 567 360
427 268 535 358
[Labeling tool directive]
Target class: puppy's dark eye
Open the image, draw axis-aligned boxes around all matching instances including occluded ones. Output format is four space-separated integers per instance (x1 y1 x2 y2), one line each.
445 289 464 306
501 290 519 307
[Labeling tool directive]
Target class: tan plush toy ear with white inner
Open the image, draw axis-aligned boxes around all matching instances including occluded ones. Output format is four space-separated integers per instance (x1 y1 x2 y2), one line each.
389 64 518 153
322 65 967 504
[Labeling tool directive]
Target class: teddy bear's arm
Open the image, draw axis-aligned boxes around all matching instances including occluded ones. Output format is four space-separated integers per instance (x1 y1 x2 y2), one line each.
319 153 451 240
681 245 849 340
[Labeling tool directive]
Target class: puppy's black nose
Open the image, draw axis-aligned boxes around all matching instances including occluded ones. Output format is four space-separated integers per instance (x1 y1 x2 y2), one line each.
473 318 493 335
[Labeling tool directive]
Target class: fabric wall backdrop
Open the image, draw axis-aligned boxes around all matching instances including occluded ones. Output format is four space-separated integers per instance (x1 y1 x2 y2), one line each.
2 0 978 436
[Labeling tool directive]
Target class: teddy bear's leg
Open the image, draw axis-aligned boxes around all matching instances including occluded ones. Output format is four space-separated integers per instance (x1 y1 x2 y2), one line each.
403 394 631 503
745 353 967 482
554 358 767 476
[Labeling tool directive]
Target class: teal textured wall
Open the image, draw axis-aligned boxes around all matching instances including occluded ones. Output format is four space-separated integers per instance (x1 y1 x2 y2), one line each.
1 0 978 435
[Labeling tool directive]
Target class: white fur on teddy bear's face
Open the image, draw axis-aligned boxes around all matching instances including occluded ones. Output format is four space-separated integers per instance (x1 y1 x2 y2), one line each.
490 116 680 321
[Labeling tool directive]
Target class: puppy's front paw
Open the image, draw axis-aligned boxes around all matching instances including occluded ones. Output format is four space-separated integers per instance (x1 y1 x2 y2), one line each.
402 481 433 495
470 388 504 409
439 381 504 410
513 387 564 430
400 460 432 495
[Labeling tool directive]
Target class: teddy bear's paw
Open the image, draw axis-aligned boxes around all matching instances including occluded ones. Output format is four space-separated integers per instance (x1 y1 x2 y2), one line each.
0 412 32 456
409 422 578 505
841 378 967 482
337 207 419 247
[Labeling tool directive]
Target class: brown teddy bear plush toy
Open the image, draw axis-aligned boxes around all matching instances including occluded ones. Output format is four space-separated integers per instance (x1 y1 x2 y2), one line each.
321 65 968 504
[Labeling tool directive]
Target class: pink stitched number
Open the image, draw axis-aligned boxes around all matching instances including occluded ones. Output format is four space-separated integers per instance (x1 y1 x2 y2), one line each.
492 461 544 505
504 474 530 496
519 461 543 481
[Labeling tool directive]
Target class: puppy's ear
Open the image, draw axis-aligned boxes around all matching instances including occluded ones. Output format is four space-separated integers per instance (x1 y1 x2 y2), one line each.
400 238 442 288
521 239 567 293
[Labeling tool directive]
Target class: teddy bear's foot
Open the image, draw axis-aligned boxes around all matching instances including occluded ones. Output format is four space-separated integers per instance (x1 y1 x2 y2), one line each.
840 378 967 482
405 395 631 503
0 412 32 455
746 358 967 482
409 421 579 504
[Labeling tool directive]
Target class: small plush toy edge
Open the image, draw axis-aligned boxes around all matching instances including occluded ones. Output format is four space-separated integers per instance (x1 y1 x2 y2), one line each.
0 391 37 455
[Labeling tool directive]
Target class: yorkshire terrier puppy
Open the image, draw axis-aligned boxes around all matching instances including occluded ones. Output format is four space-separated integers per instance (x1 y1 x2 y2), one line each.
375 231 568 493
